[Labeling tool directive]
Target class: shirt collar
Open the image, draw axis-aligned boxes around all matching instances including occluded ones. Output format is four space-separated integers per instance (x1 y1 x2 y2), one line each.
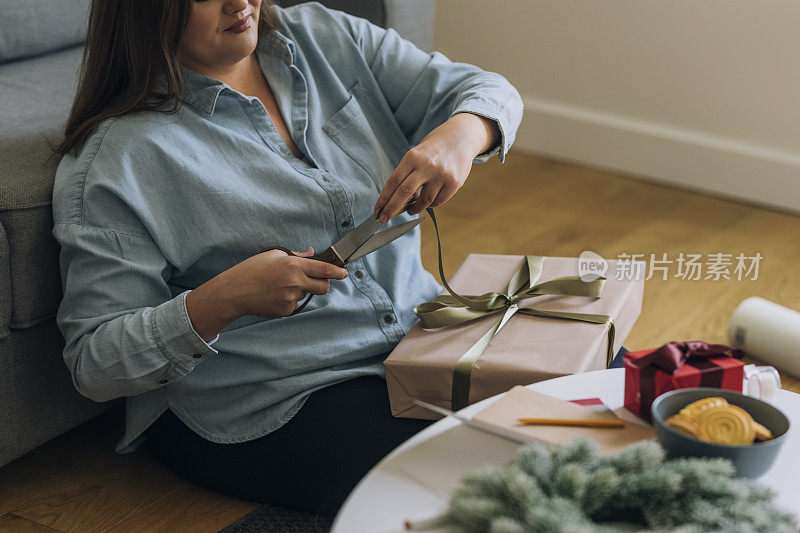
154 27 296 116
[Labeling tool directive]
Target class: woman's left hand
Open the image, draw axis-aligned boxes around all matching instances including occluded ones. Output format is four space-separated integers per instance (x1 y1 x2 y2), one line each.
374 113 500 222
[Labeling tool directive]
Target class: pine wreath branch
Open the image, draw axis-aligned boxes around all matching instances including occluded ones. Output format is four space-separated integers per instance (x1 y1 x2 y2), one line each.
420 439 797 533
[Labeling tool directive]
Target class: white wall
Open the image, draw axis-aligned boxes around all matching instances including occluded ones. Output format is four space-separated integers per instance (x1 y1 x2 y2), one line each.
434 0 800 213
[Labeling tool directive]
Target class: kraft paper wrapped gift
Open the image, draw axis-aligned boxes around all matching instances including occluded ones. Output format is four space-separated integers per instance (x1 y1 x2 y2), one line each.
385 254 644 419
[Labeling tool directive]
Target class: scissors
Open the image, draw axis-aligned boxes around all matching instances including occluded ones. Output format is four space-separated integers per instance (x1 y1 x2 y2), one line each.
257 201 424 314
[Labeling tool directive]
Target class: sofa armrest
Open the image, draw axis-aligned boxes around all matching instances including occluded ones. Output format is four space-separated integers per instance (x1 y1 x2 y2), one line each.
0 220 11 339
277 0 434 51
384 0 434 52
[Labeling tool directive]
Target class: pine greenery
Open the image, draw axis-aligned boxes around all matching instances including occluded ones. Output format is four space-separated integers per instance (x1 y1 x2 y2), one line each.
439 439 796 532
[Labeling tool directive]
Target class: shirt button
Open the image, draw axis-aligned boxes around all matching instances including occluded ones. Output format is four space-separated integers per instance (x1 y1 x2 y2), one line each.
354 270 363 279
383 314 395 324
192 353 202 359
158 378 168 384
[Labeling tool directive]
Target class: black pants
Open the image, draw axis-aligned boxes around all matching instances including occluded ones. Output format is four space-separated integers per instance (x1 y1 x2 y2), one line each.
144 347 628 516
143 375 433 516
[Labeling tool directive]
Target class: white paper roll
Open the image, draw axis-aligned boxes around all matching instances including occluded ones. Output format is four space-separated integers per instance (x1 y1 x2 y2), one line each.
729 297 800 379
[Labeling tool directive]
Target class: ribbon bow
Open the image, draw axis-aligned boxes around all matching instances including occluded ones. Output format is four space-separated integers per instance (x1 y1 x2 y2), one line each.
416 209 616 411
629 341 745 374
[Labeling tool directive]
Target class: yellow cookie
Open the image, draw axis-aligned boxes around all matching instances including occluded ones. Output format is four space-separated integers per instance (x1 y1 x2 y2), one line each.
679 397 729 420
698 405 756 445
752 421 773 442
666 414 708 440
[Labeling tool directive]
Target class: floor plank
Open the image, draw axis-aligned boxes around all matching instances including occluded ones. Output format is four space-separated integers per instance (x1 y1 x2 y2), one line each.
0 514 62 533
1 151 798 532
0 409 126 517
11 453 190 532
0 407 257 533
104 483 256 533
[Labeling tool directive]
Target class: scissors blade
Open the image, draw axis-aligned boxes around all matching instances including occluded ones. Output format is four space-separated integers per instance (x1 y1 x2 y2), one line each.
329 201 416 262
329 215 384 263
346 215 424 263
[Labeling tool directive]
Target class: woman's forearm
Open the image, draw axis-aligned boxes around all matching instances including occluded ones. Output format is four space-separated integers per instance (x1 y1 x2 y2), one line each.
186 271 243 342
449 112 501 158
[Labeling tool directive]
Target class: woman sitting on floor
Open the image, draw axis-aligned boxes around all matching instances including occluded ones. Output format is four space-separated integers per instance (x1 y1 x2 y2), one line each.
51 0 523 515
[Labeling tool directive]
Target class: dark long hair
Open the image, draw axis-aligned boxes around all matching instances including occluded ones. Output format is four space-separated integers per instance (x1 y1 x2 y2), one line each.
50 0 275 161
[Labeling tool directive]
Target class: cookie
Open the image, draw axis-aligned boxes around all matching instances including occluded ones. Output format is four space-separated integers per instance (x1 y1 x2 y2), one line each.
679 397 729 419
697 405 756 445
752 421 773 442
666 414 707 440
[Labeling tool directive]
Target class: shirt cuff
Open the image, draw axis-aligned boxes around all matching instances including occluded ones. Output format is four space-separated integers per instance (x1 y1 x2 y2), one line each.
151 290 219 380
451 101 512 164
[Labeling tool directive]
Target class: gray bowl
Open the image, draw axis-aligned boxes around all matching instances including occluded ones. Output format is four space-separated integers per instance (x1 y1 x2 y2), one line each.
651 388 790 478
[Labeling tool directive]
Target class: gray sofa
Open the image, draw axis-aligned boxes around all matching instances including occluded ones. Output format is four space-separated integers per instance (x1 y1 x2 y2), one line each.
0 0 433 469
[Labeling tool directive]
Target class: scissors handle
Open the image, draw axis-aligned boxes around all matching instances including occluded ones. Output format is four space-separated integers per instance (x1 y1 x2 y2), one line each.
257 245 344 266
255 245 345 315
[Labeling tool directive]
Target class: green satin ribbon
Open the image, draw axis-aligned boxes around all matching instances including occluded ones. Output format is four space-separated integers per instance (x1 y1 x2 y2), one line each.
418 208 616 412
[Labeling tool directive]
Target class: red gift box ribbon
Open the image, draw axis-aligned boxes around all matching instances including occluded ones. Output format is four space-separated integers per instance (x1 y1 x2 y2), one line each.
628 341 744 373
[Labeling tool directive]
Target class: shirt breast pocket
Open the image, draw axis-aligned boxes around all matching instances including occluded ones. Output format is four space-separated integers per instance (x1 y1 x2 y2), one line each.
322 80 407 192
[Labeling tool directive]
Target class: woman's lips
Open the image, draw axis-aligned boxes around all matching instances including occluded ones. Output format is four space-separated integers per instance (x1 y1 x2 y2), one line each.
225 15 251 33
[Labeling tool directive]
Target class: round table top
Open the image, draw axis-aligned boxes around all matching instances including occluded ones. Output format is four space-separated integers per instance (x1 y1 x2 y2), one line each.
332 368 800 533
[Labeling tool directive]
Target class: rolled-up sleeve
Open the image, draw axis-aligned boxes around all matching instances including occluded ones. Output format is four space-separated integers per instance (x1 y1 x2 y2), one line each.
329 7 524 164
52 222 219 403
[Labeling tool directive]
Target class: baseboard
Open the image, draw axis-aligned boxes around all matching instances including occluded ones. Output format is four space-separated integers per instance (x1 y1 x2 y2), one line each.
513 95 800 215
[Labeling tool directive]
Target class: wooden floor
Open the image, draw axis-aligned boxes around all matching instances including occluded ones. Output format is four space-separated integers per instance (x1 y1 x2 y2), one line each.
2 151 799 532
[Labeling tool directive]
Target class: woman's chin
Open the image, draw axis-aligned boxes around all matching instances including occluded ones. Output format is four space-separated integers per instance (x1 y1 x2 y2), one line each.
216 43 258 64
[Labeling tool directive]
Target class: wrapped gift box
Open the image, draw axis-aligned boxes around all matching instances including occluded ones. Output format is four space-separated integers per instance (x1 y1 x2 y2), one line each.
384 254 645 419
624 341 746 422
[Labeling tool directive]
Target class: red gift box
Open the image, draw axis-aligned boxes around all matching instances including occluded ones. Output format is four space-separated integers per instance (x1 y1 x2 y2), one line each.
624 341 745 422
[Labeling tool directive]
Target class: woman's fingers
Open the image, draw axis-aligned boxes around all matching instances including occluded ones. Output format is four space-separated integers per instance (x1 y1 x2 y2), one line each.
407 180 443 215
377 143 467 219
299 257 349 280
379 170 425 223
430 180 459 208
294 246 314 258
375 152 415 220
302 277 331 296
292 288 309 302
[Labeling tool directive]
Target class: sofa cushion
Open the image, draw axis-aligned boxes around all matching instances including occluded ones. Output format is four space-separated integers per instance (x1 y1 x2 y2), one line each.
0 223 10 337
0 318 120 468
0 0 90 63
0 45 83 336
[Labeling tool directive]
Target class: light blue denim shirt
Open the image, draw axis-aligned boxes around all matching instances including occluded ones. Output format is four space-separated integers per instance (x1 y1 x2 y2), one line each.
51 2 523 454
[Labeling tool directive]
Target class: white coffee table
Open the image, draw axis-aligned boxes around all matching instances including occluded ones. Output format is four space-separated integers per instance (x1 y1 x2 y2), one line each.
332 368 800 533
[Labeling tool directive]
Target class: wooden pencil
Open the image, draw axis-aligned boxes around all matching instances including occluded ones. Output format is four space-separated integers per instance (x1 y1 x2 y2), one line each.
517 417 626 429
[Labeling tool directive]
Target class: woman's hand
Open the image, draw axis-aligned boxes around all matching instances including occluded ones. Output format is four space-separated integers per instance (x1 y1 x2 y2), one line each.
374 113 500 222
224 247 349 319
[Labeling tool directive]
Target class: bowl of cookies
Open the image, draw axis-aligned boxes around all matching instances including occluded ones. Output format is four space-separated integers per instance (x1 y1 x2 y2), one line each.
651 387 790 478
